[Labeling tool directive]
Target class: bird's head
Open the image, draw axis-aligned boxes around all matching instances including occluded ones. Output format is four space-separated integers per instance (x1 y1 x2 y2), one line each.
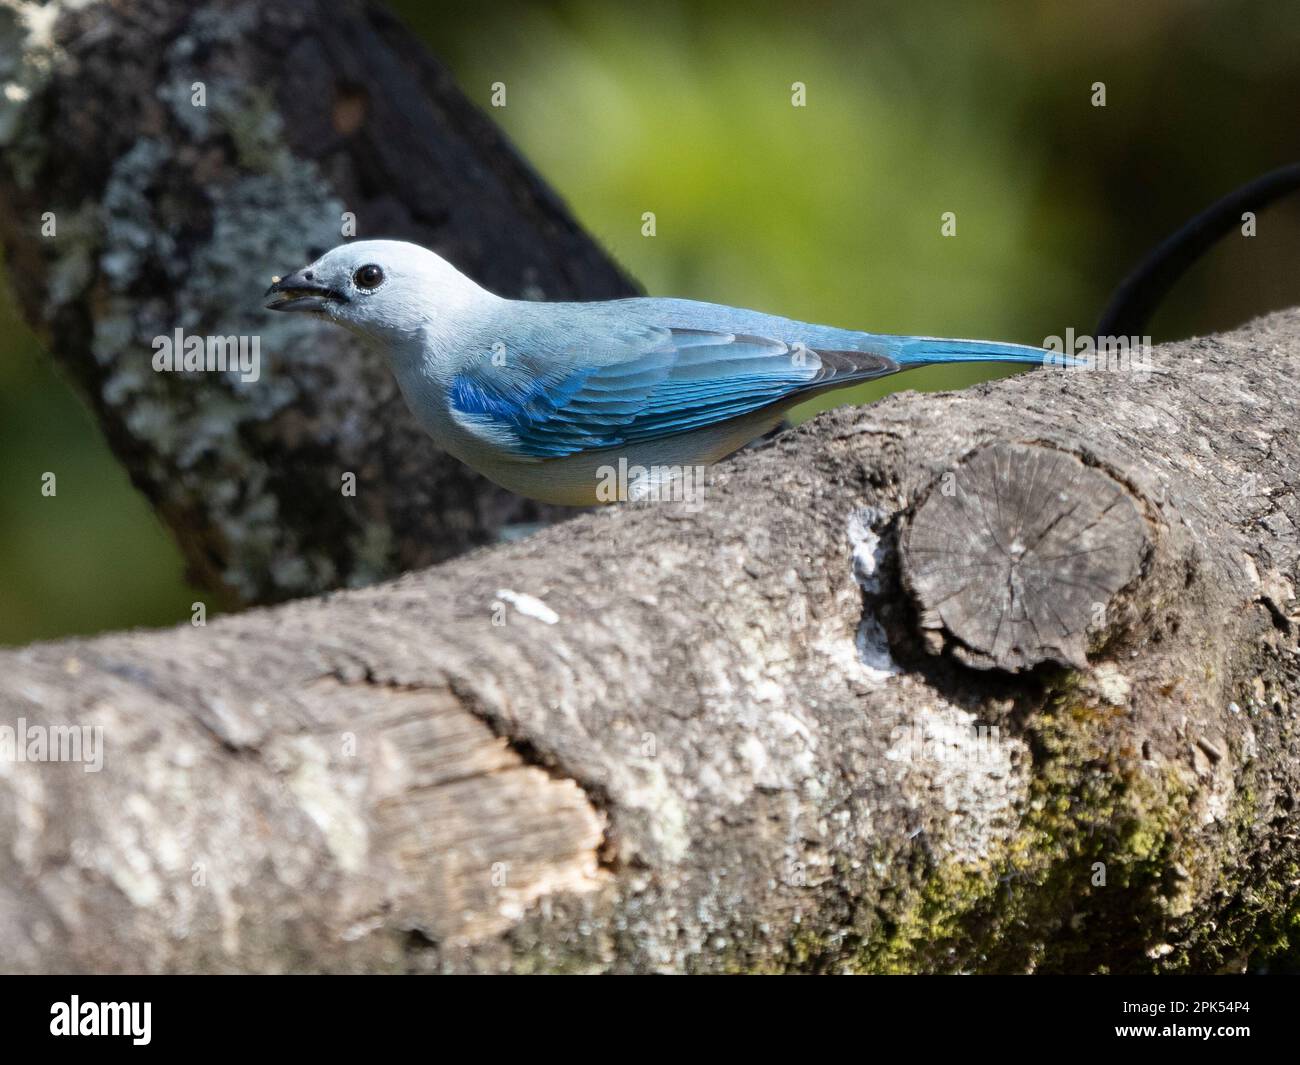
265 239 489 343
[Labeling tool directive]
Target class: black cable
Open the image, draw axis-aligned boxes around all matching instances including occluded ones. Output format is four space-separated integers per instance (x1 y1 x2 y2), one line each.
1095 162 1300 339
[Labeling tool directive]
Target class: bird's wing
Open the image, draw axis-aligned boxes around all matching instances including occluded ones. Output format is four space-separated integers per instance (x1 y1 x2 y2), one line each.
448 326 898 458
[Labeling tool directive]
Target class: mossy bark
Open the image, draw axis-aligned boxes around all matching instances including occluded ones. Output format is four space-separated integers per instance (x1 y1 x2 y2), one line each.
1 312 1297 973
0 0 635 607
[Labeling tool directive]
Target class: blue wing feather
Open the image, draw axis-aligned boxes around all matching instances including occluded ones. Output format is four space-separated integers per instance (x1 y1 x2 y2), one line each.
447 299 1055 460
449 327 899 458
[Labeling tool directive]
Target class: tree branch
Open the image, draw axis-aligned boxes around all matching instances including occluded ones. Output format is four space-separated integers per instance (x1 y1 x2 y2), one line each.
2 313 1297 973
0 0 635 607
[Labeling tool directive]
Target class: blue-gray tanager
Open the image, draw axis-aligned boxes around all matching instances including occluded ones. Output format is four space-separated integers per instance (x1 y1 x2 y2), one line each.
266 240 1056 505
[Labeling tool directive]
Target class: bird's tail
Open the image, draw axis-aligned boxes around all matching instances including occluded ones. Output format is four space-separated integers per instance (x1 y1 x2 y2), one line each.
888 335 1063 367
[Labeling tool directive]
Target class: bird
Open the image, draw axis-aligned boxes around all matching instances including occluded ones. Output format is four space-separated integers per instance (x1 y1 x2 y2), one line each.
266 240 1059 505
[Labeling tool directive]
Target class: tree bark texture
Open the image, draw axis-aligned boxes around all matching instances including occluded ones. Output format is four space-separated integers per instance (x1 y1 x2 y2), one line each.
0 0 636 607
1 311 1297 973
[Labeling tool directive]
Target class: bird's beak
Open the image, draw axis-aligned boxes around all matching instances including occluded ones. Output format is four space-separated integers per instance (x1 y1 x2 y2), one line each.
265 269 346 313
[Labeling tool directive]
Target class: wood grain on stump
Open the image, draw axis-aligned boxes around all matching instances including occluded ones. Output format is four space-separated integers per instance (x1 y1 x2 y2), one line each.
901 442 1149 671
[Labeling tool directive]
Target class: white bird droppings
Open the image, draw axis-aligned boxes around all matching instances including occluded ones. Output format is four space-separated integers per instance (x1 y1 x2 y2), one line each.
846 508 900 680
496 588 559 625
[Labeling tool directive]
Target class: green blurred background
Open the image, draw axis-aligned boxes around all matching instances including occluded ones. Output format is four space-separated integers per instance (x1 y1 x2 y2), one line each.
3 0 1300 645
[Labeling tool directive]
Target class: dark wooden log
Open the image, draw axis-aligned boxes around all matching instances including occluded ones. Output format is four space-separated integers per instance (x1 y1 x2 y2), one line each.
0 0 636 607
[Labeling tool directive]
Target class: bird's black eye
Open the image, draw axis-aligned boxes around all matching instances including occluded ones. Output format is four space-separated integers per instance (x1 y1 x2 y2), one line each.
353 264 384 290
